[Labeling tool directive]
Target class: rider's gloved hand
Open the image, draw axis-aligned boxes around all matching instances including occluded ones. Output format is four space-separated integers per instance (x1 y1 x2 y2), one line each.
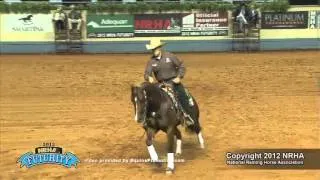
172 77 181 84
148 76 155 83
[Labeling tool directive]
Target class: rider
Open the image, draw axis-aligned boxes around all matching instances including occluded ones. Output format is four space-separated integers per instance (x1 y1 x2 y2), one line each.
144 38 195 126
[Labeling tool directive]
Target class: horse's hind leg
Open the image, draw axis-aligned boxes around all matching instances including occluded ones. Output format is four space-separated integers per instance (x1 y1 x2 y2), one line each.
189 101 205 149
146 128 159 163
197 131 205 149
175 127 182 155
194 123 205 149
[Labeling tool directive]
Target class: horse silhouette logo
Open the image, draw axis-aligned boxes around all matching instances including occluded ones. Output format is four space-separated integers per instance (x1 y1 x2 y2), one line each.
19 15 33 25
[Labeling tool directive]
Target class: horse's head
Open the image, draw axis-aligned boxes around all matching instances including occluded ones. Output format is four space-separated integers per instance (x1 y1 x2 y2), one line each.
131 84 147 123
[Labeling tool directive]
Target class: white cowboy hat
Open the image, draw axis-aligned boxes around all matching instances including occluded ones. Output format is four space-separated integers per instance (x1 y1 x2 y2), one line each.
146 38 166 50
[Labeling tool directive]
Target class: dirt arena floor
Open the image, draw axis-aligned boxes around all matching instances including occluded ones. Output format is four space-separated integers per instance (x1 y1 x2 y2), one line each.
0 51 319 180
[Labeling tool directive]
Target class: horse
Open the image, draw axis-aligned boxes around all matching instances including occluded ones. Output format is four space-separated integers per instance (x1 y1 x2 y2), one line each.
130 81 205 174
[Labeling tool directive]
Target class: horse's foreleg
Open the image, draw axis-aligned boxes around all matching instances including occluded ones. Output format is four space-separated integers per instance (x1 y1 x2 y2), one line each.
146 128 158 162
166 126 175 174
175 127 182 155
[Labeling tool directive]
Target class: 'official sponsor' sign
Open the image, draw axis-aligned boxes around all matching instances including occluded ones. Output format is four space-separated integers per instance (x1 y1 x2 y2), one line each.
181 12 229 36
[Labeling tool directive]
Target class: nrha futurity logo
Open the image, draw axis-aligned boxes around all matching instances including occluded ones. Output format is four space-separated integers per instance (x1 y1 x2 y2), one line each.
17 142 80 168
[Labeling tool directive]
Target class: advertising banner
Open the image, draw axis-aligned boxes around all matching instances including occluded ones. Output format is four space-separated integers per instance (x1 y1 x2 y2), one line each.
309 11 320 29
87 14 134 38
181 12 229 36
0 14 54 41
261 11 308 29
134 14 182 37
1 14 53 33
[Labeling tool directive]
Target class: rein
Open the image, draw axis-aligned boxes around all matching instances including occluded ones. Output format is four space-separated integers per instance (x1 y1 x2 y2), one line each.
141 89 148 125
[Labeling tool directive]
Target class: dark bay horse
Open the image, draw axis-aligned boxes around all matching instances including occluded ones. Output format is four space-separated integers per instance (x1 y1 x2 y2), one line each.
131 82 205 174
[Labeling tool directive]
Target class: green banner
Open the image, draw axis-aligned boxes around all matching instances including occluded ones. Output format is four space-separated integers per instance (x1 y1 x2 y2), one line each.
87 14 134 38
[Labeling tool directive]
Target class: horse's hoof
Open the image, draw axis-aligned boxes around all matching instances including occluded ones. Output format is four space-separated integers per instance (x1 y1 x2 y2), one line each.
166 168 174 175
200 143 205 149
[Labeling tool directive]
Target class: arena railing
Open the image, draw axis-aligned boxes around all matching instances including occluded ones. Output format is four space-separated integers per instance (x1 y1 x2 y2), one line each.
2 0 275 5
3 0 237 4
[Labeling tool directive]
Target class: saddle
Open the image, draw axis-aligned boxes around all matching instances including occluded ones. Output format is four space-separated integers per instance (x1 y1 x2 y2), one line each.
159 83 195 126
159 83 179 111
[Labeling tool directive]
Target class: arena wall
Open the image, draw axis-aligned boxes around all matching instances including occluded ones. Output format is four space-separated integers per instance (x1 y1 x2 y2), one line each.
0 6 319 54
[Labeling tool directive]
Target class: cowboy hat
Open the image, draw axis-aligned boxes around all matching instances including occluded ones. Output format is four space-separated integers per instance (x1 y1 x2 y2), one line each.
146 38 166 50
